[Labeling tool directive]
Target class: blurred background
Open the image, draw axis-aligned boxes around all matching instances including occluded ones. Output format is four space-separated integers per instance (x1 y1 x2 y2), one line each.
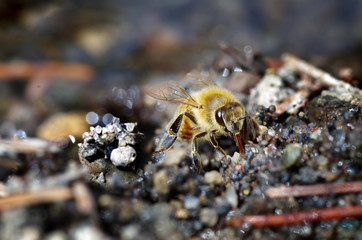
0 0 362 138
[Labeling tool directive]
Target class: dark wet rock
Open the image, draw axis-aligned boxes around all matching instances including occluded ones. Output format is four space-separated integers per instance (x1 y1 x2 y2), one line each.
307 95 350 125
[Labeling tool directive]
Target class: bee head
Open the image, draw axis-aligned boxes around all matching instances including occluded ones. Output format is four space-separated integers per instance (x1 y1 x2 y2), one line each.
215 103 247 134
215 102 248 153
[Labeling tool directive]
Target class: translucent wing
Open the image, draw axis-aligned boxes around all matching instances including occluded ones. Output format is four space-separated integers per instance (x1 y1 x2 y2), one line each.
184 71 217 91
146 71 218 109
146 80 203 109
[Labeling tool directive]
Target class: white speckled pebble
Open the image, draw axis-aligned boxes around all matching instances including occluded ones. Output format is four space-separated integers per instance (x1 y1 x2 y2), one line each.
110 146 136 167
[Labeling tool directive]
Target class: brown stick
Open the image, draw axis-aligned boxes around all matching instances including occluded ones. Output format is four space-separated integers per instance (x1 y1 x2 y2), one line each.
229 205 362 227
0 62 93 81
0 187 73 211
266 181 362 198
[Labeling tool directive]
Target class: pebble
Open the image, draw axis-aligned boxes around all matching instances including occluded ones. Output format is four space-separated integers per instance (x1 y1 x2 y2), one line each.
184 195 200 210
204 171 223 185
44 231 68 240
225 186 238 209
316 155 328 169
153 169 169 194
199 208 218 227
162 147 186 166
175 208 188 219
110 146 137 167
283 143 302 168
122 224 141 240
265 128 276 142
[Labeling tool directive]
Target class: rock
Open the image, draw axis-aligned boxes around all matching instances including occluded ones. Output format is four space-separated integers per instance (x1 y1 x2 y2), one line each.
162 147 186 167
283 143 302 168
184 195 200 210
110 146 137 167
199 208 218 227
153 169 169 194
307 95 349 125
249 74 294 108
225 186 238 209
204 171 223 185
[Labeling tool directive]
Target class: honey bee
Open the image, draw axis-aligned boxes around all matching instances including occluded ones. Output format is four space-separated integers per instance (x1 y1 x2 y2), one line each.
149 72 262 173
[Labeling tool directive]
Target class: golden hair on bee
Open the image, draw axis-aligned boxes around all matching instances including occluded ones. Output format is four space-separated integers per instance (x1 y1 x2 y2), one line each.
148 72 263 173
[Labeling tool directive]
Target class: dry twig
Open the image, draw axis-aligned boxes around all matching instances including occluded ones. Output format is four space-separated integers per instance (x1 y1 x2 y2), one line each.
266 181 362 198
229 205 362 227
72 181 95 214
0 62 93 81
282 54 362 97
0 138 62 155
0 187 73 211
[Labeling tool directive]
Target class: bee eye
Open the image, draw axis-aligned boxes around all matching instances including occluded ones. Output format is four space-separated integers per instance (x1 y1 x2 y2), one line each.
215 108 226 128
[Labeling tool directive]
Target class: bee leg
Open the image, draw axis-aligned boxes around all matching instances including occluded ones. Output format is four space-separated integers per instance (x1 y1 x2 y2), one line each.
154 113 185 154
191 132 206 173
209 131 227 161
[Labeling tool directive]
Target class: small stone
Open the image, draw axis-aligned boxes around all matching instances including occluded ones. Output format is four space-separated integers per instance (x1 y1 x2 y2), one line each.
123 122 136 132
184 195 200 210
265 129 276 142
199 208 218 227
162 147 186 166
281 128 290 140
122 224 141 240
242 186 251 196
310 128 322 140
204 170 223 185
110 146 136 167
175 208 188 219
230 152 241 164
230 171 242 182
225 185 238 209
296 167 318 184
283 143 302 168
44 231 67 240
153 170 169 194
316 155 328 169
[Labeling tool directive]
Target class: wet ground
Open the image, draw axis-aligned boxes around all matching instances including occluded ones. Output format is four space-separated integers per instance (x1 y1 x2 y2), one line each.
0 1 362 240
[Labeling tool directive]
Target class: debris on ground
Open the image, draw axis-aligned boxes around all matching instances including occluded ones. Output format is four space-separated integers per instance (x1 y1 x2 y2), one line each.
0 48 361 240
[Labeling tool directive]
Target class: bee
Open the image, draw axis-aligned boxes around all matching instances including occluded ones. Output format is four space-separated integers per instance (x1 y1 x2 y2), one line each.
148 72 262 173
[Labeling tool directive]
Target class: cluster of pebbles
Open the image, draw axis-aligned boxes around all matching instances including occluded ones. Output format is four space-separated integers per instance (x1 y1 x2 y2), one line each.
78 118 145 186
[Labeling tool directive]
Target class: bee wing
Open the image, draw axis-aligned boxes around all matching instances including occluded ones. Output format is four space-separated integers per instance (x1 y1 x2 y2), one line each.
146 80 203 109
184 72 217 90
